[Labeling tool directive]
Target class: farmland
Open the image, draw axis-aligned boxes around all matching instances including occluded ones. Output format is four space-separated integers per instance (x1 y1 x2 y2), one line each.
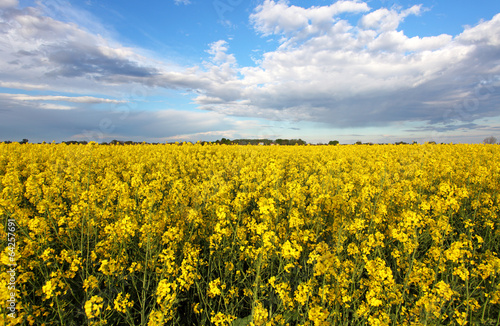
1 143 499 325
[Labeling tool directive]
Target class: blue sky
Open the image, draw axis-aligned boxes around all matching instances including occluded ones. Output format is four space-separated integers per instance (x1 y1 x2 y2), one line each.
1 0 499 144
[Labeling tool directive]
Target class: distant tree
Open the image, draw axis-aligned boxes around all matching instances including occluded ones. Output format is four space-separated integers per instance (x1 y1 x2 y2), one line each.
63 140 79 145
21 138 28 144
328 140 339 145
355 141 362 145
290 139 306 145
483 136 497 144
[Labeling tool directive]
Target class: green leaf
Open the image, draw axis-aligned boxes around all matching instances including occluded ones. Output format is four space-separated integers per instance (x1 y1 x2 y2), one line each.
232 315 252 326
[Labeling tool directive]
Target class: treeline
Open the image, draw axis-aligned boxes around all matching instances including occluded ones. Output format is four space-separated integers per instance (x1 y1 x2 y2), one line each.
0 138 309 145
3 137 498 145
215 138 307 145
0 139 162 145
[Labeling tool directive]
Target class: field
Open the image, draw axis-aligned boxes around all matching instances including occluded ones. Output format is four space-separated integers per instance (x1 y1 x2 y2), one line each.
1 142 499 325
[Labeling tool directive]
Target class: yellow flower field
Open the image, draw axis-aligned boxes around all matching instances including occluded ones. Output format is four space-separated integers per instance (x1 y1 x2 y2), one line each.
1 142 499 325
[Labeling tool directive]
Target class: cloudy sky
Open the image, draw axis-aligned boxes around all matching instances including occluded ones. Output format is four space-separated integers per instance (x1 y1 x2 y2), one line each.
1 0 499 144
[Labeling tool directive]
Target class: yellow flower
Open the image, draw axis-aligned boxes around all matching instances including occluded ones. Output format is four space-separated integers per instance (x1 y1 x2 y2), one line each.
208 278 223 298
193 302 203 314
288 208 304 229
147 310 165 326
434 281 455 301
367 311 390 326
294 282 312 305
308 305 329 326
454 310 468 326
211 312 237 326
83 275 99 292
252 301 268 326
113 292 133 313
156 279 177 306
281 240 302 260
85 295 104 319
42 279 55 299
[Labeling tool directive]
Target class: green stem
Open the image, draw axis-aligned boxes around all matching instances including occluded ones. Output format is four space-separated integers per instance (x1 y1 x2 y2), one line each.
251 251 263 322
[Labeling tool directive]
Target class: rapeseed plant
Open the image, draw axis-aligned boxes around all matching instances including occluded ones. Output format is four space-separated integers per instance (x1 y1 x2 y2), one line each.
0 142 499 325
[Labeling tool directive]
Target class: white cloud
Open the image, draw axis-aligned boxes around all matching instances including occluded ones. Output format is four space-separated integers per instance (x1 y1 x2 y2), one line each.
0 93 127 104
36 103 75 110
0 81 51 90
358 5 422 31
0 4 161 95
192 2 500 131
0 0 17 9
206 40 236 65
456 13 500 46
403 34 453 52
250 0 369 36
174 0 191 5
365 31 453 52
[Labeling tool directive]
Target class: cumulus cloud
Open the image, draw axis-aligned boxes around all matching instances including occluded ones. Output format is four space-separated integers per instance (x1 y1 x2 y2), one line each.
206 40 236 65
250 0 369 36
456 15 500 46
358 5 422 31
193 4 500 131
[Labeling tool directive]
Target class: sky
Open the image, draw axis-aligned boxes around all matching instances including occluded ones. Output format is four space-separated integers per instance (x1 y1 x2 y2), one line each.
0 0 499 144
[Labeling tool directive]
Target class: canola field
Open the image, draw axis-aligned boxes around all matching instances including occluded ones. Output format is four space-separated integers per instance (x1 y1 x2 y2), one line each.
1 142 499 326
